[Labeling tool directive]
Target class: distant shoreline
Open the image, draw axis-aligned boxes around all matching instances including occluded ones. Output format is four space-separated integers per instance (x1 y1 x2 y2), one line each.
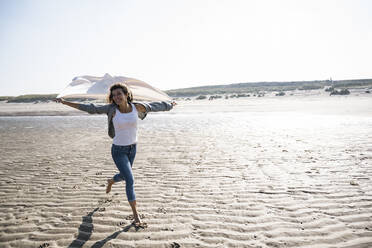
1 91 371 117
1 78 372 103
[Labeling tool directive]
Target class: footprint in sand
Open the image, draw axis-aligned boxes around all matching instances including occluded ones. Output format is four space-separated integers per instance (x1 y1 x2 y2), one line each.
98 198 113 204
157 207 167 214
350 180 359 186
38 243 49 248
170 242 180 248
118 221 126 226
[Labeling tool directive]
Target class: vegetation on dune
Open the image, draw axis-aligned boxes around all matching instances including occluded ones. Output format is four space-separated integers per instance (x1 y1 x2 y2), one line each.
196 95 207 100
6 94 58 103
330 89 350 95
3 94 100 103
0 96 13 101
165 79 372 97
275 92 286 96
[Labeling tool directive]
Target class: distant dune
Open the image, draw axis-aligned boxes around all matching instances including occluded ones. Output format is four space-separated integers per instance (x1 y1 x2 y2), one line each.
1 78 372 103
165 78 372 97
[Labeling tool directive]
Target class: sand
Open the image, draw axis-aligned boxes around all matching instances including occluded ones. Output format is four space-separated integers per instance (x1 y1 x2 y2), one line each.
0 94 372 248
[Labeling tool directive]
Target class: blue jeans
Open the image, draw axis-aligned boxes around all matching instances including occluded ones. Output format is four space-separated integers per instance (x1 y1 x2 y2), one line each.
111 144 137 202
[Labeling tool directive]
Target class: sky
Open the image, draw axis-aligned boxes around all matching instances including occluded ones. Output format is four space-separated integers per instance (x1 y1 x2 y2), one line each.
0 0 371 96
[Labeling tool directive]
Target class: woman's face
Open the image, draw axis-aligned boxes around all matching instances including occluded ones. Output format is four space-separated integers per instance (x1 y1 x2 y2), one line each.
112 88 127 105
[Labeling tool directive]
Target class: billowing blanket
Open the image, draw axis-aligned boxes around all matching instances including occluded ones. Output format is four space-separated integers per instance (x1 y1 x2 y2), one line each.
57 73 171 102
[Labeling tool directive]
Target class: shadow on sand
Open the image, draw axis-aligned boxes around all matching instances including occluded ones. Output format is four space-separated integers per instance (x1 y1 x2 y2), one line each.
68 207 137 248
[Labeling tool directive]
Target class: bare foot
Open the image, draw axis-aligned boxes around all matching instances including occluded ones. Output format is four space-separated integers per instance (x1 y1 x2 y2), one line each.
134 214 141 224
106 178 114 194
131 213 145 227
132 219 147 228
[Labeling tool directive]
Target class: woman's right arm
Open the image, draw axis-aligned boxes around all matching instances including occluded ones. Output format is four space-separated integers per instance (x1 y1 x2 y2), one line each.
55 98 80 110
55 98 110 114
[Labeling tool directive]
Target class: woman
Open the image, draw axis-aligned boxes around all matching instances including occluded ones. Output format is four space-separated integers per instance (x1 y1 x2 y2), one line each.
55 83 175 226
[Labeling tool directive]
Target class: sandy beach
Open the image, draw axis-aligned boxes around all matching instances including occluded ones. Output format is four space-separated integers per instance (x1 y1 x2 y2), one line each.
0 94 372 248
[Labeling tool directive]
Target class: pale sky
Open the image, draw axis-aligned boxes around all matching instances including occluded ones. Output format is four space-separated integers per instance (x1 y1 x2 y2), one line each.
1 0 371 96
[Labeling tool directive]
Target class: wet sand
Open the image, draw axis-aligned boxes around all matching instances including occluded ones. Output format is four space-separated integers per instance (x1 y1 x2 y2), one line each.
0 95 372 247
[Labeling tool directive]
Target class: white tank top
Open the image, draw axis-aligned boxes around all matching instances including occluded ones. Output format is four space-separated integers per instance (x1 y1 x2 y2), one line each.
112 103 138 146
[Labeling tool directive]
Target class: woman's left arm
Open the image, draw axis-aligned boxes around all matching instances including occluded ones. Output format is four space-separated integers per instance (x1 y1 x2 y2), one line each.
135 101 176 113
134 101 176 120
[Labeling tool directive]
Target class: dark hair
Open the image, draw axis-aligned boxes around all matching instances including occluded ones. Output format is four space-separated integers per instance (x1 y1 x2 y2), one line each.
107 83 133 104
